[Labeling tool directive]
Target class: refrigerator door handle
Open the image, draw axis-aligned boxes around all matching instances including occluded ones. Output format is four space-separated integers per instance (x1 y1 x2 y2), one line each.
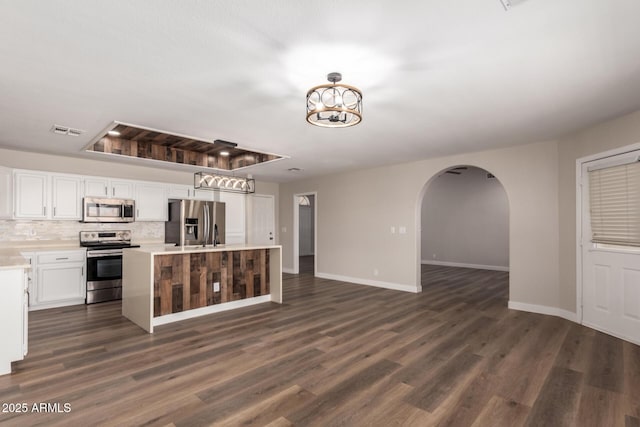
203 204 210 246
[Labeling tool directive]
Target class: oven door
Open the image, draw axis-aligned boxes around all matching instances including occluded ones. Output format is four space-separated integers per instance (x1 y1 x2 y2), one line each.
86 250 122 291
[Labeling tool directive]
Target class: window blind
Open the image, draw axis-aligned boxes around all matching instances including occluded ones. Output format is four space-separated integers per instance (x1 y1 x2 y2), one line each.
588 161 640 246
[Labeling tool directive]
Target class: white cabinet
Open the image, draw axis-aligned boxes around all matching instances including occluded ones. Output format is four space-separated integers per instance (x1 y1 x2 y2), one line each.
219 192 246 244
0 166 12 218
168 184 214 201
84 177 134 199
30 250 86 310
14 171 81 220
14 170 48 219
111 180 134 198
0 267 28 375
51 174 82 220
135 182 167 221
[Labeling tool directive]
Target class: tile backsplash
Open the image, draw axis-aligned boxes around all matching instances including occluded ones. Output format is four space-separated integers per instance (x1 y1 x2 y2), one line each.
0 220 164 244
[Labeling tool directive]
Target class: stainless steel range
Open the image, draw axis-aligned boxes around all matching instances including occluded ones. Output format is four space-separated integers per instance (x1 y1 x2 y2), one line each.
80 230 139 304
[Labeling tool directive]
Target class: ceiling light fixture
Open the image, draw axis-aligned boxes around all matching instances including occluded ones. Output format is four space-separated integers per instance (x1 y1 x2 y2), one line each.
306 72 362 128
219 151 230 157
107 130 121 136
194 172 255 194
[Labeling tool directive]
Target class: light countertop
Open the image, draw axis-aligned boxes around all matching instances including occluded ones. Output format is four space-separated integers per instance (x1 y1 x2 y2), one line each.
0 241 84 269
131 243 281 255
0 249 31 270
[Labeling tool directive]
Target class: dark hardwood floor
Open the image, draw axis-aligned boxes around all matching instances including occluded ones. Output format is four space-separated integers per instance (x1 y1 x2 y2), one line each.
0 265 638 426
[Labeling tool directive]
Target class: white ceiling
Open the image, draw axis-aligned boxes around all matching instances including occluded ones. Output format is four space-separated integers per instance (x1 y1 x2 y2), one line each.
1 0 640 182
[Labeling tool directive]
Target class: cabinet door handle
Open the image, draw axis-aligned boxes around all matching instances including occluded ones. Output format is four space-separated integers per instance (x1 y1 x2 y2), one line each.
43 206 46 216
53 207 56 217
112 187 115 196
55 257 69 260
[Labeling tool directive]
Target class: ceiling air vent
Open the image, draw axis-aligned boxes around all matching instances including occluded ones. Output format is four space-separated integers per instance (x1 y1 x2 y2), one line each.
499 0 527 10
50 124 85 136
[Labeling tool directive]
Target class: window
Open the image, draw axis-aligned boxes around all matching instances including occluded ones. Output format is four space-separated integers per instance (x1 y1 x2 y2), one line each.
588 158 640 246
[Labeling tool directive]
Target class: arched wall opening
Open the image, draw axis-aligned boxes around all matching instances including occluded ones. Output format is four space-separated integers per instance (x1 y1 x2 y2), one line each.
417 165 511 299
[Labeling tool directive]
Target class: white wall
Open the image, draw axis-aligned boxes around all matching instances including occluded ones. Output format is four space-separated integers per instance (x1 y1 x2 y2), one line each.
421 167 508 270
280 140 560 304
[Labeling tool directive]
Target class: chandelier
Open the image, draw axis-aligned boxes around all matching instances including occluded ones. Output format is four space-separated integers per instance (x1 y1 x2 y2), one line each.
306 72 362 128
194 172 255 194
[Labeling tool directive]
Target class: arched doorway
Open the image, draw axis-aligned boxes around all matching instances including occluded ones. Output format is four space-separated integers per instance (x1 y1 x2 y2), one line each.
417 165 510 303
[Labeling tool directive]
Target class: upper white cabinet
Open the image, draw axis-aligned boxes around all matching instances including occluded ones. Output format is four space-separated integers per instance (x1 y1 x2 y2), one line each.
111 180 134 198
135 182 167 221
14 171 48 219
84 177 134 199
14 171 82 220
51 174 82 220
168 184 214 201
219 192 246 244
0 166 13 219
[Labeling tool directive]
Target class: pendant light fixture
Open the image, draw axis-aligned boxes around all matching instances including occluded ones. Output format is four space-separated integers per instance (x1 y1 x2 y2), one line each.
306 72 362 128
194 172 255 194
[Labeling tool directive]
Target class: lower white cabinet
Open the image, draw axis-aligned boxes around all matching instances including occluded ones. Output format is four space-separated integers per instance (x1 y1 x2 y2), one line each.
28 250 86 310
0 267 28 375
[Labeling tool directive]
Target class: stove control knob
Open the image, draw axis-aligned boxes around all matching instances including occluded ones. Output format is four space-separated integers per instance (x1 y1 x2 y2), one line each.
122 231 131 240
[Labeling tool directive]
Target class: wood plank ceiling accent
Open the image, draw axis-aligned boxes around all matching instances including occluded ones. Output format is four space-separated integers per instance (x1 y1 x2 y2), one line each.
87 123 283 171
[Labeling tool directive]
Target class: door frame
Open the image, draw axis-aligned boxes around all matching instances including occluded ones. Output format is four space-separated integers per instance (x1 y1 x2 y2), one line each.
576 142 640 324
293 191 318 275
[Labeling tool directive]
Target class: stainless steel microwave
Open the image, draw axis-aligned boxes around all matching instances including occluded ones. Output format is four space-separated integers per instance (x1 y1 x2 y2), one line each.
82 197 135 223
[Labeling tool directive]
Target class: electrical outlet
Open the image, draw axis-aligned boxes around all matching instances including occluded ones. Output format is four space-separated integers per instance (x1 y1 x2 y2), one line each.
399 226 407 234
213 282 220 292
373 268 379 276
390 226 396 234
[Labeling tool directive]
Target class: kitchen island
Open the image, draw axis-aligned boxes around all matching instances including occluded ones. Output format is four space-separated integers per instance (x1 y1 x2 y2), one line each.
0 249 29 375
122 244 282 333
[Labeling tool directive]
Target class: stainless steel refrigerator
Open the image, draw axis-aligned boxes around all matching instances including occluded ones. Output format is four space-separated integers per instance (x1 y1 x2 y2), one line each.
165 199 226 246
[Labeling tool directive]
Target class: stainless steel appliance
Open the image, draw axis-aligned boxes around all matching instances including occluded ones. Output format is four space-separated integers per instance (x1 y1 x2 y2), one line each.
165 200 225 247
80 230 139 304
82 197 135 223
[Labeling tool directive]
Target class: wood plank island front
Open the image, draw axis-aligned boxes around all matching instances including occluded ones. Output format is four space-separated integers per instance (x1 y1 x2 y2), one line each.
122 244 282 333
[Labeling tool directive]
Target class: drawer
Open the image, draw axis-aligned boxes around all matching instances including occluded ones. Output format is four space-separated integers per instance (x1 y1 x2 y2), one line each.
37 251 86 264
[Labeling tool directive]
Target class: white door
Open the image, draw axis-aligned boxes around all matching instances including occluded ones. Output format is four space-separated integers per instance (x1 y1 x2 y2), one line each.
250 194 275 245
581 154 640 345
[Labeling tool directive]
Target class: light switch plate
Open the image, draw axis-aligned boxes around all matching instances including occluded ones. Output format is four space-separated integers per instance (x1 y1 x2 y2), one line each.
213 282 220 292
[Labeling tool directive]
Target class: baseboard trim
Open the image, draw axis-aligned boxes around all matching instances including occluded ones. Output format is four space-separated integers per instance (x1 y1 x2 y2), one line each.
582 321 640 346
315 272 419 293
282 268 296 274
508 301 577 322
421 260 509 272
153 295 272 327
